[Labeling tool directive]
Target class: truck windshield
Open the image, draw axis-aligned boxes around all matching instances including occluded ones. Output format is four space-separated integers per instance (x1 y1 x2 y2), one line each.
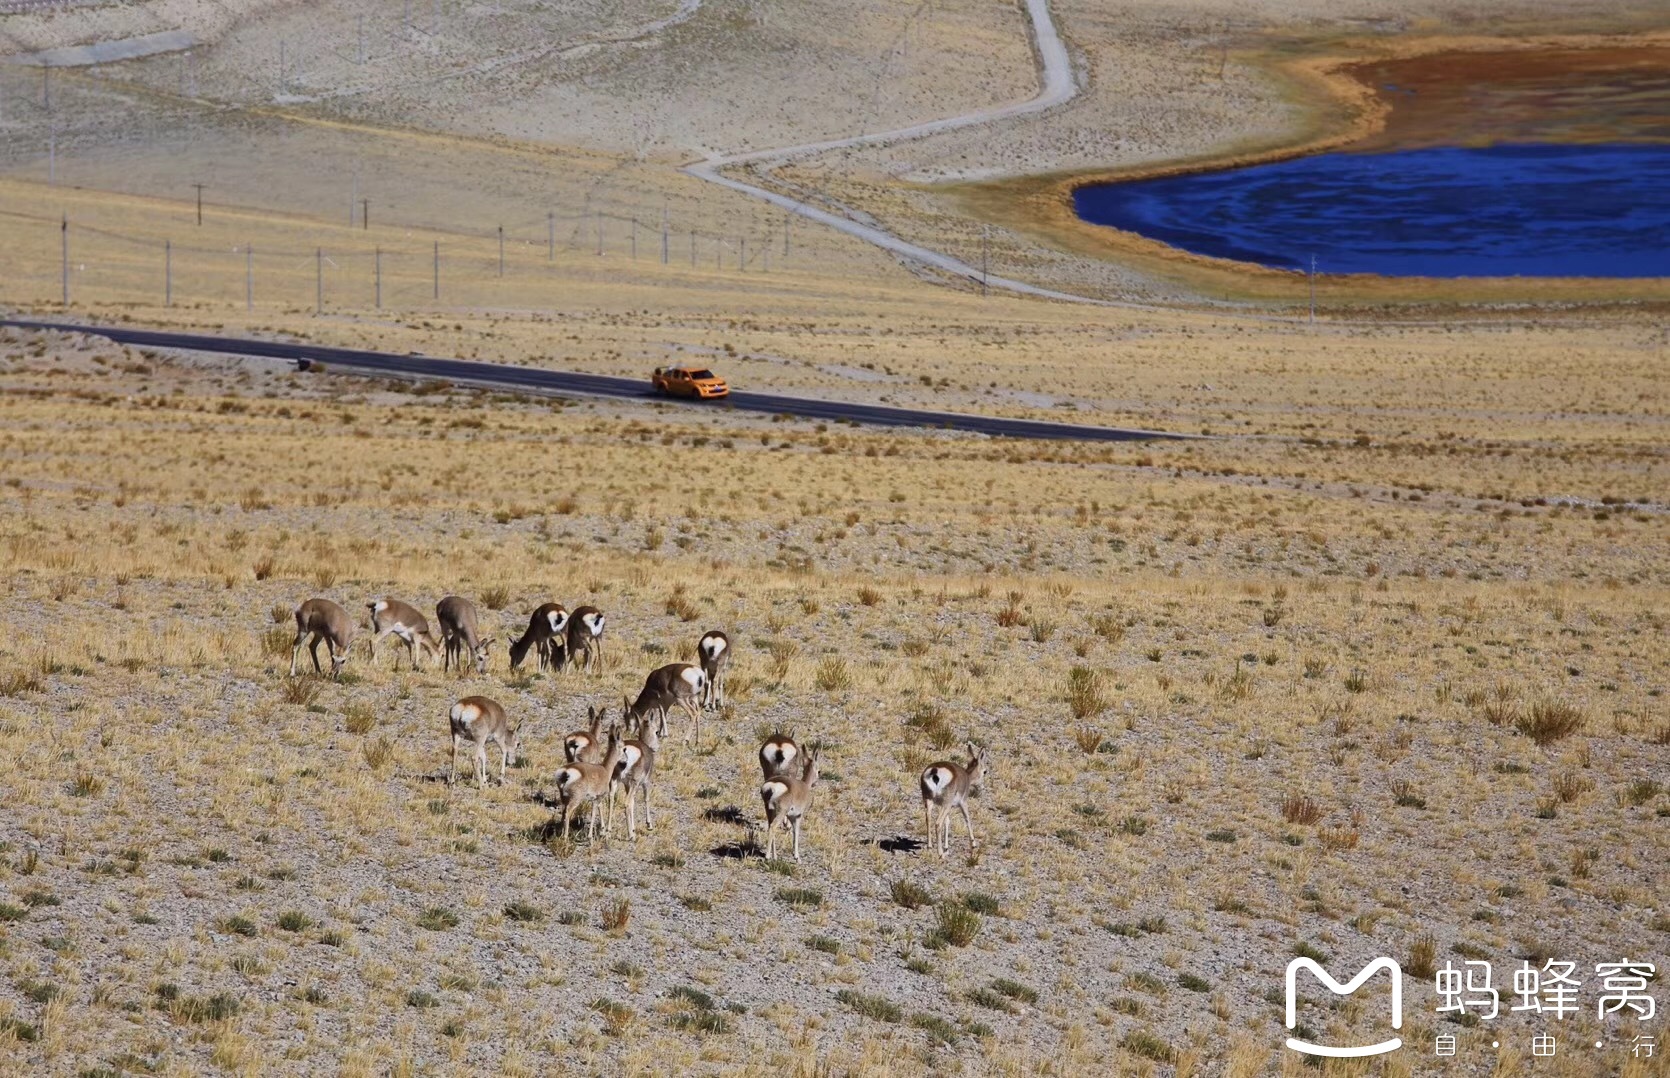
688 370 716 380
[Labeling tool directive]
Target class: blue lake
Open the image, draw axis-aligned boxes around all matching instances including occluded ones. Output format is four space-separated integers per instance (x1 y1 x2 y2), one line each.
1072 143 1670 278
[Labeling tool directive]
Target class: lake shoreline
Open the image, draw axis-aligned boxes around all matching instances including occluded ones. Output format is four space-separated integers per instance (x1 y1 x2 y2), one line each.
947 29 1670 306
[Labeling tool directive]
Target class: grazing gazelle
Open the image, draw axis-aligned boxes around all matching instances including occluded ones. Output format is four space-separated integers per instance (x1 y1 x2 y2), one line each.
436 595 495 675
565 606 606 674
447 695 521 789
508 603 569 672
920 742 989 859
563 704 608 765
553 724 623 840
697 630 731 710
368 598 441 671
760 745 820 861
758 731 802 779
609 713 660 840
623 663 706 744
291 598 355 680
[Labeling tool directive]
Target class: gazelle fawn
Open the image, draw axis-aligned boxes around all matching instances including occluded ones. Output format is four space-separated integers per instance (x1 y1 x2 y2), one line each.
609 714 660 840
760 745 820 861
697 630 730 710
552 724 623 840
368 598 441 671
758 732 802 779
624 663 706 744
920 743 988 858
291 598 355 680
447 695 521 788
436 595 495 675
566 606 606 674
509 603 569 672
563 704 608 765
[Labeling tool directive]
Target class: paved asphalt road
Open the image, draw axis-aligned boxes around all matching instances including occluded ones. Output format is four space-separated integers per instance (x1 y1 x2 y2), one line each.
2 320 1184 442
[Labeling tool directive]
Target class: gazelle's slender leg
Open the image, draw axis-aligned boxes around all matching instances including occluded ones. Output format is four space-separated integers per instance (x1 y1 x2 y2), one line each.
923 801 934 853
474 745 487 789
792 816 803 862
309 635 325 675
498 742 509 784
450 734 460 785
642 778 652 833
626 788 637 839
960 802 977 853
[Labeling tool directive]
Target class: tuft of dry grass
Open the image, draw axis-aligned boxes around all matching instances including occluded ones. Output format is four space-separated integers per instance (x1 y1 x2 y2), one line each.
1280 794 1324 825
1518 698 1586 746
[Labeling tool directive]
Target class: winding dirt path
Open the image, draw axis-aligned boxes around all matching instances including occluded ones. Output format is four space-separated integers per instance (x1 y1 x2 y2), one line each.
681 0 1094 302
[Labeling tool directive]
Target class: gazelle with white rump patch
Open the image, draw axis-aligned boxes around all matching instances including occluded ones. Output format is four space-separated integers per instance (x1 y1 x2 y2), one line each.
920 742 989 858
623 663 706 745
760 745 820 861
367 598 442 671
608 713 660 840
508 603 568 672
697 630 731 710
552 723 623 840
563 704 609 765
447 695 521 788
758 731 802 779
290 598 355 680
565 606 606 674
436 595 495 675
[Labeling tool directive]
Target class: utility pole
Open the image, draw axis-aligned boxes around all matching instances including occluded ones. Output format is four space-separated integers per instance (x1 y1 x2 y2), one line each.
497 225 504 276
1308 253 1316 324
192 182 206 225
165 240 172 306
245 246 253 311
315 247 323 314
374 247 381 308
361 198 369 230
432 240 439 300
739 237 745 271
547 211 554 260
981 224 989 297
60 215 68 306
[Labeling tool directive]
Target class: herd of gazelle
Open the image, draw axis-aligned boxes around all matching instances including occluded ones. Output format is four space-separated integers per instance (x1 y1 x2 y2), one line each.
290 596 985 860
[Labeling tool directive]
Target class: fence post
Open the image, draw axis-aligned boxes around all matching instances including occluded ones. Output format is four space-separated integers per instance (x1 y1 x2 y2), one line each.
498 225 504 277
315 247 322 314
165 240 172 307
433 240 439 301
60 215 68 306
739 237 745 272
246 246 253 311
375 246 382 309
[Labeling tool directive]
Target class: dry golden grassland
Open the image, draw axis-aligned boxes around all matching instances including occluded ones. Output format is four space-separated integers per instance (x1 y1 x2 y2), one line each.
0 320 1665 1076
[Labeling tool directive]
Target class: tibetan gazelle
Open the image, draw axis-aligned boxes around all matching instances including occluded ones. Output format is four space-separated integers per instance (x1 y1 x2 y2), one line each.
566 606 606 674
609 714 660 840
368 598 442 671
760 745 820 861
436 595 495 675
920 743 988 858
624 664 706 745
757 732 802 779
509 603 569 672
291 598 354 680
448 695 521 789
697 630 730 710
552 724 623 840
563 704 608 765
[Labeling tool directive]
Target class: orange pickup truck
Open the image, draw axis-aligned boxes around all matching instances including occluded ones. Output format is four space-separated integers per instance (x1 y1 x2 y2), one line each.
651 365 729 400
